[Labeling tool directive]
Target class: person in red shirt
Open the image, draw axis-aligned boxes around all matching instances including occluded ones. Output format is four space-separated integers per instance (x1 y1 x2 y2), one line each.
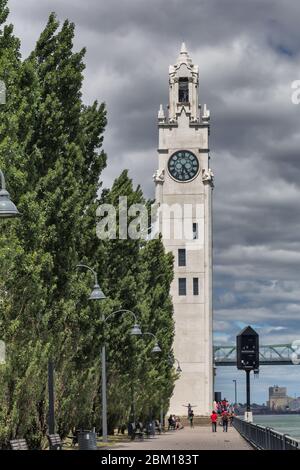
221 398 228 411
210 410 218 432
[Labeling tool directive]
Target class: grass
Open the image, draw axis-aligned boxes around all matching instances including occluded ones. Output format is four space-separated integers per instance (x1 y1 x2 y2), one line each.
61 431 130 450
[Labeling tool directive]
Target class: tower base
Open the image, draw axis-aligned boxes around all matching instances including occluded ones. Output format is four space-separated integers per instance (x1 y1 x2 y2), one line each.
179 416 211 427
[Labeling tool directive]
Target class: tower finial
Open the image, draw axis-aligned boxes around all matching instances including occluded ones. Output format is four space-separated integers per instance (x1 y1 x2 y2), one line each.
158 104 165 122
177 42 192 65
180 42 187 54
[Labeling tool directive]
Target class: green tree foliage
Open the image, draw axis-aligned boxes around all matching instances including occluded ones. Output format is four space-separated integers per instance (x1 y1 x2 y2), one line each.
98 171 175 432
0 4 175 448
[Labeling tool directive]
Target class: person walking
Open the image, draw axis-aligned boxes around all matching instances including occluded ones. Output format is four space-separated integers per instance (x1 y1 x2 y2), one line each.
222 398 228 411
188 410 194 428
168 414 175 430
210 410 218 432
175 416 183 430
182 403 197 416
222 409 229 432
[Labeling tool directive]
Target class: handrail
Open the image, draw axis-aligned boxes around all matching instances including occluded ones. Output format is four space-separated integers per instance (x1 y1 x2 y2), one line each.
233 416 300 450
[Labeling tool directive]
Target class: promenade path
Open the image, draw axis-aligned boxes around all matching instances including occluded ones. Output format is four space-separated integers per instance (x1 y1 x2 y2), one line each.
113 425 253 450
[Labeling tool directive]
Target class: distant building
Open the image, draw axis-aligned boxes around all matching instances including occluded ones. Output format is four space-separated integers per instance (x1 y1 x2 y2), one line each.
289 398 300 411
267 385 294 411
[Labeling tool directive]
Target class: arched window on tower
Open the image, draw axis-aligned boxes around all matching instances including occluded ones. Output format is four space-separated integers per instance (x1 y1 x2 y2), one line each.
178 77 189 103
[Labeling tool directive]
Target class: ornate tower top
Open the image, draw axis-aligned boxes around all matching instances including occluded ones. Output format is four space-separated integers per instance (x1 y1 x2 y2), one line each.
158 43 209 125
176 42 193 65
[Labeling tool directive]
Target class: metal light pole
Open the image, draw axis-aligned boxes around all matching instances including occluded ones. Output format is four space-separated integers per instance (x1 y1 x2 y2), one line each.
142 331 162 353
76 267 143 444
0 83 19 219
46 265 106 437
0 170 20 218
101 336 107 442
48 360 55 434
76 264 106 301
128 330 161 427
233 379 237 407
158 355 182 429
76 264 107 440
101 309 142 442
168 354 182 373
246 371 250 412
141 332 162 427
0 82 20 219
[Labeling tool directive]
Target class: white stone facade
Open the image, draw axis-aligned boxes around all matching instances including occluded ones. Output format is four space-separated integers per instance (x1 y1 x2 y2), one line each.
154 44 213 416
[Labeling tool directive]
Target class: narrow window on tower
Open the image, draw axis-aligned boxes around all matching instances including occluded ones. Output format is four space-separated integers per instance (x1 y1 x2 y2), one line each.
193 222 198 240
178 278 187 296
193 278 199 296
178 248 186 266
178 78 189 103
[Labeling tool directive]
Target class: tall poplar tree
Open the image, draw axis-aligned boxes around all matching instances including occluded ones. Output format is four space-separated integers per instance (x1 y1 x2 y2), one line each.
0 9 108 447
0 5 176 448
97 171 175 431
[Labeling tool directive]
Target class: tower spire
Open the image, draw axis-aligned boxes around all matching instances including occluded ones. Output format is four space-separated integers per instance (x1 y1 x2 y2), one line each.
177 41 192 64
181 42 187 53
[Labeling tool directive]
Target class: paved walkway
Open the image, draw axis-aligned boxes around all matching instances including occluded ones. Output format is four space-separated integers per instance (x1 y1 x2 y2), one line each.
113 425 253 450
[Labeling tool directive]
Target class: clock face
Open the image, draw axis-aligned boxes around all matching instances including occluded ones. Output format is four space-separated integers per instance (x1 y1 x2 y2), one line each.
168 150 199 182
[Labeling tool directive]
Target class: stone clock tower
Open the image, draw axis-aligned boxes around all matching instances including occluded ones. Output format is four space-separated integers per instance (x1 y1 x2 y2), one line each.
154 43 213 416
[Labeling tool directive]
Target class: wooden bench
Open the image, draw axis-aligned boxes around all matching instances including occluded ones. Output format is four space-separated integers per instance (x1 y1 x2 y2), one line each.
10 439 29 450
145 422 155 438
155 421 162 434
133 428 144 441
168 422 176 431
129 422 144 441
47 433 63 450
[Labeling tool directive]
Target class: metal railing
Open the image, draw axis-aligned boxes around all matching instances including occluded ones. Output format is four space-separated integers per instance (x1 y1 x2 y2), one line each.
233 417 300 450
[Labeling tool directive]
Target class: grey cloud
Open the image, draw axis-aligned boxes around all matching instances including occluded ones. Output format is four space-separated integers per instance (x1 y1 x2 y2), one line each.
7 0 300 402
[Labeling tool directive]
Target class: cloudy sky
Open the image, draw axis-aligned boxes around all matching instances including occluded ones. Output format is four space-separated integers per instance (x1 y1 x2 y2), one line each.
7 0 300 404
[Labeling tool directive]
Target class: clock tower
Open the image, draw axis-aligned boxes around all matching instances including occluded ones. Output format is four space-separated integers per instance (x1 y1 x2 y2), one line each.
154 43 213 416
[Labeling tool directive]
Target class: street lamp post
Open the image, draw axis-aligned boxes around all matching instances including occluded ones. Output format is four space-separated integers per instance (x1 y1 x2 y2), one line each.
0 82 20 219
76 265 165 442
142 332 162 354
168 355 182 373
128 330 162 427
76 263 107 438
76 265 142 443
47 265 107 436
76 264 106 301
233 379 237 408
0 169 20 219
160 355 182 429
174 358 182 373
141 332 162 426
48 360 55 435
76 264 107 440
102 309 142 442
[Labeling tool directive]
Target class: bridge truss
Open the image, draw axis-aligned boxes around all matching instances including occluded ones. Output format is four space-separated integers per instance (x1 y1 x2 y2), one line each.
214 344 298 366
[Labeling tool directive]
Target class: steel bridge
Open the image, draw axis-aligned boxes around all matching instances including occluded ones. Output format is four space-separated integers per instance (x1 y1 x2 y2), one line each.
214 344 299 366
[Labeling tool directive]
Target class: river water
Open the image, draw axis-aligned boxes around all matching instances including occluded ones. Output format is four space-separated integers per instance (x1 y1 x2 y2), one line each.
253 415 300 439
